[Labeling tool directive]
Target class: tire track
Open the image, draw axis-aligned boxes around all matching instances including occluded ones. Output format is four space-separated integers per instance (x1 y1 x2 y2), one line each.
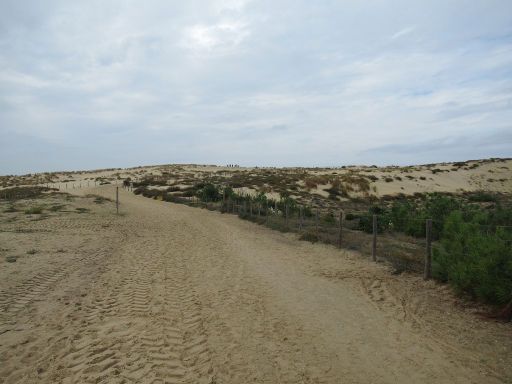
0 251 105 328
53 236 213 384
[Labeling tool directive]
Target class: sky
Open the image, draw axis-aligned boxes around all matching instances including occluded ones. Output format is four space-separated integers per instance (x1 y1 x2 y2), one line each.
1 0 511 174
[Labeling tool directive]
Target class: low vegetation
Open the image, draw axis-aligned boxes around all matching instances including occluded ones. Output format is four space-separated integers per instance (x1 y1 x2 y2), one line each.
24 206 44 214
358 193 512 306
0 186 56 200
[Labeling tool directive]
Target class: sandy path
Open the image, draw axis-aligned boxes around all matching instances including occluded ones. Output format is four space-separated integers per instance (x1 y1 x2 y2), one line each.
1 186 510 383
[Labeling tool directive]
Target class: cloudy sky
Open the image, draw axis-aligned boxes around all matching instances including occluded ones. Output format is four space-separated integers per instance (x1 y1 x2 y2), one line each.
1 0 511 174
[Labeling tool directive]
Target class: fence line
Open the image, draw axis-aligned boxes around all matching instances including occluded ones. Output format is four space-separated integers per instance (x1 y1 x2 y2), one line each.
146 193 448 278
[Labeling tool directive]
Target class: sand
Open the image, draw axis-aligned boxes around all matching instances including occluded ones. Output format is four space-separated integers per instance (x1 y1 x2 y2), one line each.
0 185 511 383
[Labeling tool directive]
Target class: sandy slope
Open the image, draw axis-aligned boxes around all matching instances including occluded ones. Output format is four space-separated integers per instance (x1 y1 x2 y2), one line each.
0 186 511 383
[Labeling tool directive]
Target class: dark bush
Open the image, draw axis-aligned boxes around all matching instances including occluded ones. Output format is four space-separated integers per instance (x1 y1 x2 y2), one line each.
467 191 498 203
345 213 359 220
299 231 319 243
197 183 220 202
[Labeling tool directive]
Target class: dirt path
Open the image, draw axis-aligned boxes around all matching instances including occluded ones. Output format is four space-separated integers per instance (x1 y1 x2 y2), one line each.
1 186 510 383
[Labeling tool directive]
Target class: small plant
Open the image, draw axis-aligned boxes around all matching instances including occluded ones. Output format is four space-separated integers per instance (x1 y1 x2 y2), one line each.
25 206 43 214
4 205 17 213
299 231 319 243
467 191 498 203
27 249 37 255
49 204 65 212
384 177 393 183
75 208 90 213
344 213 359 220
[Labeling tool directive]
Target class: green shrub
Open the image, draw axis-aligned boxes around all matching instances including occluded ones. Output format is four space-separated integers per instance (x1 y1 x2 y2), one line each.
4 205 17 213
358 206 387 233
25 206 43 214
323 212 336 224
48 204 65 211
467 191 498 203
196 183 220 202
433 211 512 305
299 231 319 243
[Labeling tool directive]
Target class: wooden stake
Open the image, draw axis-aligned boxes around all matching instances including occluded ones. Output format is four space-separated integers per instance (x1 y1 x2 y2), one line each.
424 218 433 280
299 206 303 231
372 214 377 262
116 187 119 214
338 210 343 248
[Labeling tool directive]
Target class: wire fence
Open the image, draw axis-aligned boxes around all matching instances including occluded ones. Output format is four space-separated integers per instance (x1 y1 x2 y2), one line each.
163 195 435 275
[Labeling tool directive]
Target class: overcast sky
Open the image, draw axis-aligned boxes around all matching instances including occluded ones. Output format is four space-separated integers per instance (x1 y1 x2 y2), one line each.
1 0 511 174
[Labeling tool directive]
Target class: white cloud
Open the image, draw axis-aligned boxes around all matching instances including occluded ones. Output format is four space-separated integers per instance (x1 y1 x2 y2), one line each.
391 26 416 40
181 21 250 55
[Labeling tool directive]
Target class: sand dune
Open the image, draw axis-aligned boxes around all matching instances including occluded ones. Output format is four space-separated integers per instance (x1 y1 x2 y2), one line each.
2 158 511 202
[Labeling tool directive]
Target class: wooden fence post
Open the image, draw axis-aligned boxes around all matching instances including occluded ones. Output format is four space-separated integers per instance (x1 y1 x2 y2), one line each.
372 214 377 261
338 210 343 248
424 219 433 279
315 209 319 234
116 187 119 214
299 206 303 231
